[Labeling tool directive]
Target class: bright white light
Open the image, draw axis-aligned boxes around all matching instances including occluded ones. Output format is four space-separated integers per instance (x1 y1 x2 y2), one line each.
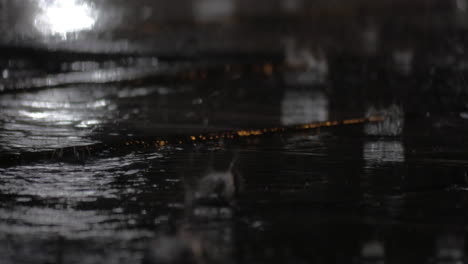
34 0 97 38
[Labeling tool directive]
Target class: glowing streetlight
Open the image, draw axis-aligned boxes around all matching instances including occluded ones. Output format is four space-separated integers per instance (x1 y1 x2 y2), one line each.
34 0 98 39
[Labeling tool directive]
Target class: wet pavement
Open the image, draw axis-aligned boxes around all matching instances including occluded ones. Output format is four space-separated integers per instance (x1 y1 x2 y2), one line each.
3 1 468 264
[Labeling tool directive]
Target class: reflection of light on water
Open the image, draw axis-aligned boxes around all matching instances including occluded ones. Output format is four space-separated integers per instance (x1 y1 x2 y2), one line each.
0 207 108 234
0 206 153 240
18 110 99 126
0 153 161 200
16 95 107 126
364 141 404 165
6 62 162 91
76 119 100 128
281 91 328 125
0 85 167 152
0 152 162 238
34 0 98 38
0 87 112 151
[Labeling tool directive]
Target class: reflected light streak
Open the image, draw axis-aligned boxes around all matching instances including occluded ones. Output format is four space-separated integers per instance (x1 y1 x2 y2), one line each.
364 141 404 165
34 0 98 38
281 91 328 126
0 87 115 152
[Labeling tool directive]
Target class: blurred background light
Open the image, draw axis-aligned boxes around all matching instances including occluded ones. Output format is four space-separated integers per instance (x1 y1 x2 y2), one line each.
34 0 97 39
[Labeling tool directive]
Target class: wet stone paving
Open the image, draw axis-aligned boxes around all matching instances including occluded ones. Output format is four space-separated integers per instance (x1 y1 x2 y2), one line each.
2 0 468 264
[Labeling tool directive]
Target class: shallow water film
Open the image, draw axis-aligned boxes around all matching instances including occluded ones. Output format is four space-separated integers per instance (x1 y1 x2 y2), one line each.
2 1 468 263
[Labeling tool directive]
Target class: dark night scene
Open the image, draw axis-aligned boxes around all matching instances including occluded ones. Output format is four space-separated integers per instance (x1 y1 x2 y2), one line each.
1 0 468 263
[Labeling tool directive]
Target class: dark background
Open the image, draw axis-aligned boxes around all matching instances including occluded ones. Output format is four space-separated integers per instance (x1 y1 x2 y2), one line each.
1 1 468 263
